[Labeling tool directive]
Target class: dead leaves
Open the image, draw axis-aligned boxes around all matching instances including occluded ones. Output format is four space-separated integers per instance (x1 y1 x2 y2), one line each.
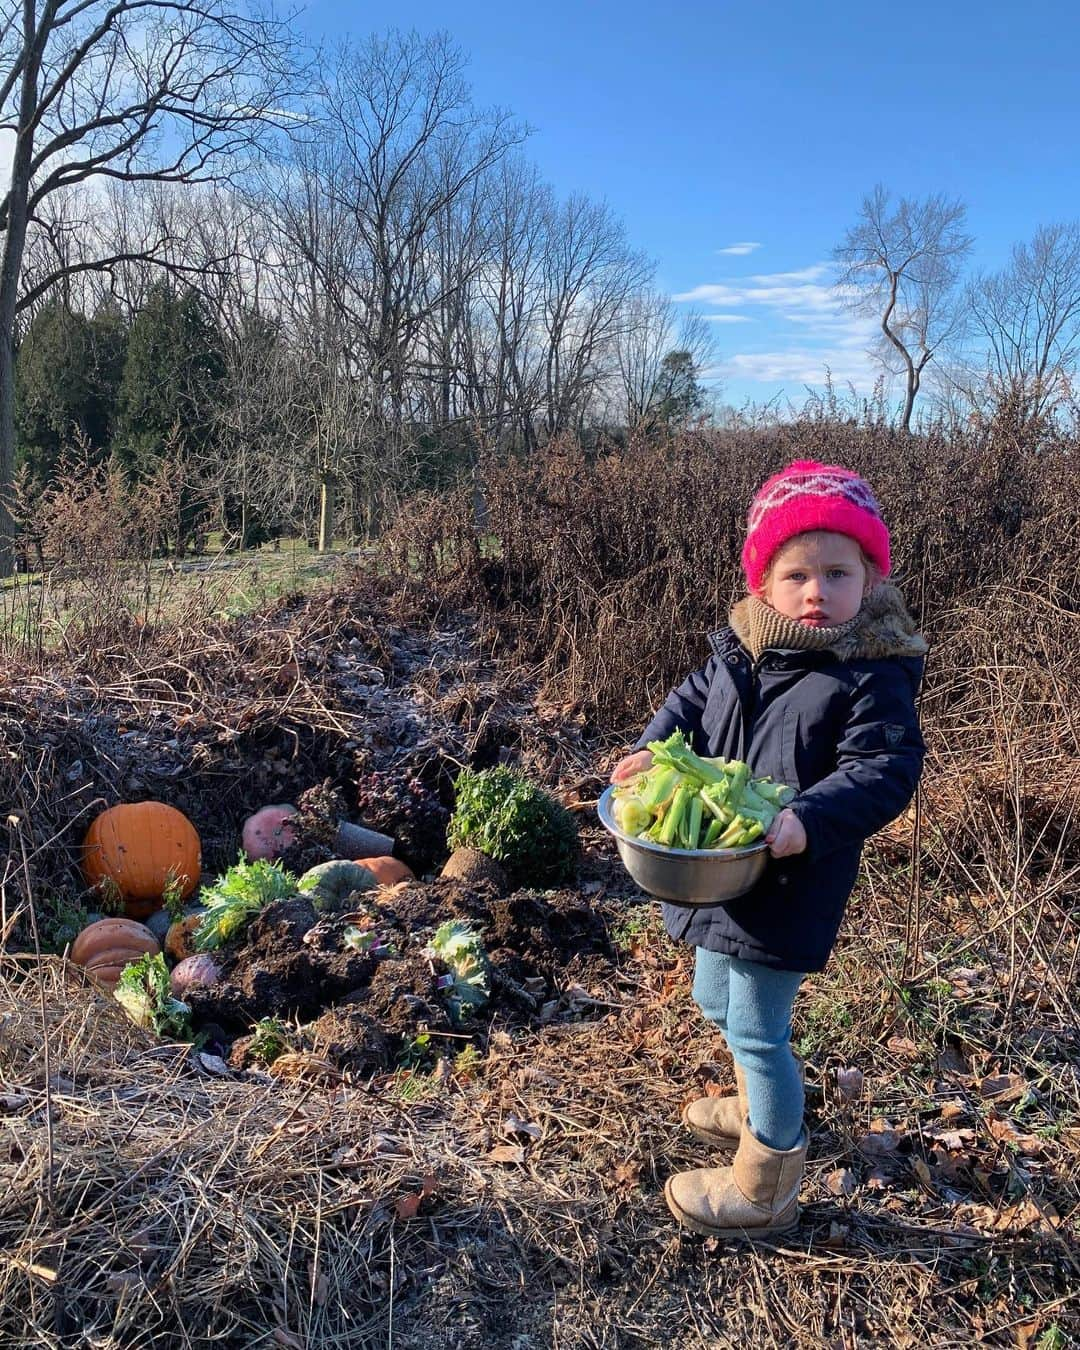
503 1114 543 1140
394 1173 437 1221
825 1167 857 1197
484 1144 526 1165
956 1196 1062 1236
984 1112 1047 1156
978 1071 1030 1104
856 1120 905 1159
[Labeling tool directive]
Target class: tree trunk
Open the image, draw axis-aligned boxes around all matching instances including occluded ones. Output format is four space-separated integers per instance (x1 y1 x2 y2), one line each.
0 2 44 578
318 470 335 552
900 376 916 433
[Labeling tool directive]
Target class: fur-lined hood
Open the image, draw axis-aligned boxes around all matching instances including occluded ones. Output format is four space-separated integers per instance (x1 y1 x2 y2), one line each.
727 583 928 662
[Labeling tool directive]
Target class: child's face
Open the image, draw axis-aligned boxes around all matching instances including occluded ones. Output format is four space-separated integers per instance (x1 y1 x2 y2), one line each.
762 531 869 626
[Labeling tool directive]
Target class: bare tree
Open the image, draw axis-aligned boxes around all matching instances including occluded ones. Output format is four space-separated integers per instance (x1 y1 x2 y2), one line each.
540 194 650 440
834 185 972 431
468 155 549 449
320 32 523 476
966 222 1080 435
0 0 298 573
613 292 715 433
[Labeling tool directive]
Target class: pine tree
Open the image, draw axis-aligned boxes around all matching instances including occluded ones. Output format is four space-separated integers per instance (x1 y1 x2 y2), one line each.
114 282 225 479
15 301 126 481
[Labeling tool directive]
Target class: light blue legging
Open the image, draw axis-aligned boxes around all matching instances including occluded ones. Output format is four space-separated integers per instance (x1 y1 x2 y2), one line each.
692 948 805 1151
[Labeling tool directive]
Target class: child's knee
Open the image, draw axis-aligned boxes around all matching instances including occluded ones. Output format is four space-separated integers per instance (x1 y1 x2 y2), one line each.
693 988 728 1030
691 950 730 1030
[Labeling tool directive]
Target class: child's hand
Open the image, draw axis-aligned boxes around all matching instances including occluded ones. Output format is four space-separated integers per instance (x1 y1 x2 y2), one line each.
610 750 653 784
766 808 807 859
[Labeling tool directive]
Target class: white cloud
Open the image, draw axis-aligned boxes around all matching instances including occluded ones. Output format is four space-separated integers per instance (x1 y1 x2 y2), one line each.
712 348 884 393
716 241 761 256
674 260 887 392
748 264 830 285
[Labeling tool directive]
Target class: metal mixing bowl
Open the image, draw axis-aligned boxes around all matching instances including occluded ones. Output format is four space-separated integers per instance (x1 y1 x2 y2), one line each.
597 785 768 906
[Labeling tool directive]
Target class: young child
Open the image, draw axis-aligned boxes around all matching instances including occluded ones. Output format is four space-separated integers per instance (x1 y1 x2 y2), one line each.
610 459 927 1239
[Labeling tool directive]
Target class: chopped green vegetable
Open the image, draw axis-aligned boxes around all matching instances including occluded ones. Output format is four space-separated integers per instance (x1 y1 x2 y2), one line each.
114 953 192 1039
194 856 298 951
610 732 796 853
612 793 652 837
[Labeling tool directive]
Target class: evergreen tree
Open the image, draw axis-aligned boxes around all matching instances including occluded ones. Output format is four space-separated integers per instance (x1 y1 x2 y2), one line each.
114 281 225 478
15 300 126 481
651 349 705 429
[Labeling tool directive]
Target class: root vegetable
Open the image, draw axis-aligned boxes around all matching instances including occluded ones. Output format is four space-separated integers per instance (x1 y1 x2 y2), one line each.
170 954 221 999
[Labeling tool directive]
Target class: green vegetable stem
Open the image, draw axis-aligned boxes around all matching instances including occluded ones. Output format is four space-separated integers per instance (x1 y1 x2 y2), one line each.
609 732 795 853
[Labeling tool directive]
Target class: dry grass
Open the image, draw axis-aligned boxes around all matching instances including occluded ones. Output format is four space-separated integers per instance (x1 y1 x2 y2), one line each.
3 896 1077 1347
2 421 1080 1346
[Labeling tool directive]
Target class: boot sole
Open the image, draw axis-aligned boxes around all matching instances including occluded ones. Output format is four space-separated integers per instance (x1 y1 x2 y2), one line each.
663 1178 800 1239
678 1100 740 1150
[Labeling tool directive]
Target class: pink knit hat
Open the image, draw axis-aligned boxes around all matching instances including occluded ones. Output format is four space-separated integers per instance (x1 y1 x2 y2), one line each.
741 459 891 592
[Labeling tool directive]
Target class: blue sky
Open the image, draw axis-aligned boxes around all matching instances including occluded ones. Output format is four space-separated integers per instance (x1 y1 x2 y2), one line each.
298 0 1080 411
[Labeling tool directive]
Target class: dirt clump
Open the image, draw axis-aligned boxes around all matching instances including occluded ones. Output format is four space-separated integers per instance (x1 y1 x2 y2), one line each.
186 898 376 1029
440 847 509 891
185 880 617 1074
302 1003 393 1076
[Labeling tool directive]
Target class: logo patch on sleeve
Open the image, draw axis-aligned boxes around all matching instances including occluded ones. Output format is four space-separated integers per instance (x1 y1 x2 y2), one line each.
884 724 905 747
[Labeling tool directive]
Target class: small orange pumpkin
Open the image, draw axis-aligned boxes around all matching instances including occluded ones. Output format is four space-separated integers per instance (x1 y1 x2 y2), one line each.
165 913 203 963
354 855 414 886
82 802 201 918
71 917 160 991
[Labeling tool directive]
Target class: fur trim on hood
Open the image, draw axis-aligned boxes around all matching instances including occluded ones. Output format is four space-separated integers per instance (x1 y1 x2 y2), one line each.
728 583 928 662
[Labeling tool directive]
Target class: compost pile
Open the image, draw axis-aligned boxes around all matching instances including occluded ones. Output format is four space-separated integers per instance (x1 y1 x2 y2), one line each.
187 878 615 1074
0 572 623 1079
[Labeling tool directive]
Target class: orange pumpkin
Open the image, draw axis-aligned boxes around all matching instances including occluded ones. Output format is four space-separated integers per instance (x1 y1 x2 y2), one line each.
70 917 160 991
354 855 414 886
165 913 203 963
82 802 201 918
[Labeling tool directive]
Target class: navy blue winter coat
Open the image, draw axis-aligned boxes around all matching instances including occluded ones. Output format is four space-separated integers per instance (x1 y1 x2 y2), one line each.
633 585 927 972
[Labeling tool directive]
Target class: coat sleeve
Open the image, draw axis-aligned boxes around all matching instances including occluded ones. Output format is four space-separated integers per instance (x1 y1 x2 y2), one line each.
787 659 925 861
633 657 719 753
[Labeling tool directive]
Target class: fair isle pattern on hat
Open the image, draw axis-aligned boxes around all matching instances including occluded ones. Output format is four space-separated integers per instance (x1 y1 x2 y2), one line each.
746 467 883 534
740 459 892 593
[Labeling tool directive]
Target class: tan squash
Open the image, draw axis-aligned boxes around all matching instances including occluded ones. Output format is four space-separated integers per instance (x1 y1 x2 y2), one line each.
82 802 201 918
70 918 159 991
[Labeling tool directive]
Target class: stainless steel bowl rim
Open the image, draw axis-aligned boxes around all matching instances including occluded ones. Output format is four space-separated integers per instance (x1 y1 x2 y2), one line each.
596 785 768 860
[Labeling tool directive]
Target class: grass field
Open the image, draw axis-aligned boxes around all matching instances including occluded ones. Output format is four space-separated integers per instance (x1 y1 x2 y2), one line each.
0 538 365 656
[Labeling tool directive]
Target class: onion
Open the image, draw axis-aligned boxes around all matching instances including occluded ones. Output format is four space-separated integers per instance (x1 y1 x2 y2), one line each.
170 953 221 998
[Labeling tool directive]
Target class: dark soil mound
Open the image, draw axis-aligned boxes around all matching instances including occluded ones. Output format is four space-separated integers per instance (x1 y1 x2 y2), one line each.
188 880 618 1074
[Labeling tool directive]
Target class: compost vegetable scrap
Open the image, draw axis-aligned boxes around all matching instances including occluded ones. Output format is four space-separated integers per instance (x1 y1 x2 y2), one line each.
612 731 796 850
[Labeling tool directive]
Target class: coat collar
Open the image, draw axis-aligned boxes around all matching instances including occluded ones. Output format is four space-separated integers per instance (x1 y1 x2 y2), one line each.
711 583 927 663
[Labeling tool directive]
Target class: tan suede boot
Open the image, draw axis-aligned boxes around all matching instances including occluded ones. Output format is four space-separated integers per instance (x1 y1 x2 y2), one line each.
664 1124 807 1239
681 1053 804 1150
681 1061 748 1149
